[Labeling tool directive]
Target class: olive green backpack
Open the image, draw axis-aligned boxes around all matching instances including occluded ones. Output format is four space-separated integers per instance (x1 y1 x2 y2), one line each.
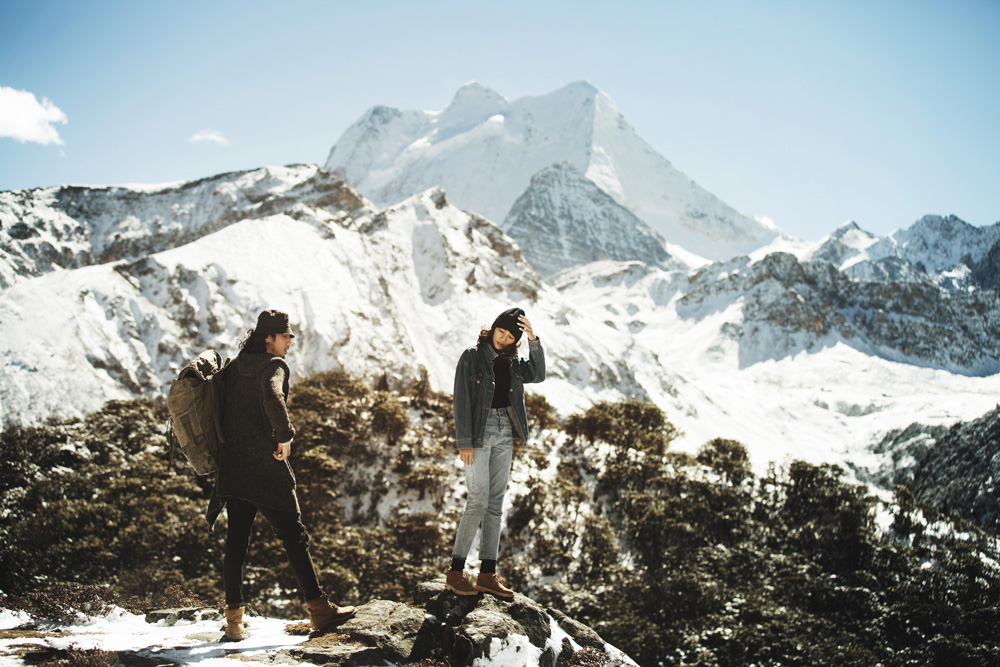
166 350 229 476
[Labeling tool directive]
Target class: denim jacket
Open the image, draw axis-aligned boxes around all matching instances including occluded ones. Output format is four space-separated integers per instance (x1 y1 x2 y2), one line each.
454 339 545 448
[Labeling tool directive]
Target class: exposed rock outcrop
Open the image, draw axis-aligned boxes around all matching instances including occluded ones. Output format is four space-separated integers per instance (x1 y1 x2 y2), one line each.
0 165 367 289
680 251 1000 374
503 162 681 277
283 580 634 667
861 406 1000 530
807 215 1000 294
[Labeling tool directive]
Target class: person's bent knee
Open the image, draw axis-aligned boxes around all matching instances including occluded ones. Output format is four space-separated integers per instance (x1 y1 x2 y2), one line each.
462 499 488 517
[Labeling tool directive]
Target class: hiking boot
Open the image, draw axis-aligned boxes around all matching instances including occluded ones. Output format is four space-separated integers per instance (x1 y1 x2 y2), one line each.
306 594 356 632
476 572 514 598
445 569 478 596
224 607 245 641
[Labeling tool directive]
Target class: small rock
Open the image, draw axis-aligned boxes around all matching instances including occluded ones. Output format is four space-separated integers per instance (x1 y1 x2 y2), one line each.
547 609 606 649
288 599 425 666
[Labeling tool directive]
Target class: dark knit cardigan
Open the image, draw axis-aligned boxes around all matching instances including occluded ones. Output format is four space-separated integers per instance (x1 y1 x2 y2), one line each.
206 352 298 529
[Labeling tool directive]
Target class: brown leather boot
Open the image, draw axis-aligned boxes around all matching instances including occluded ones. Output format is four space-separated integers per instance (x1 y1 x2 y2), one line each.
306 593 357 632
445 569 478 596
476 572 514 598
224 607 245 641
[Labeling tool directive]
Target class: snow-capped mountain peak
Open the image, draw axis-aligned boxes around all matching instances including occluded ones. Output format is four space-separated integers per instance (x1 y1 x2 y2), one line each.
324 82 780 267
804 220 880 270
876 214 998 270
436 80 510 126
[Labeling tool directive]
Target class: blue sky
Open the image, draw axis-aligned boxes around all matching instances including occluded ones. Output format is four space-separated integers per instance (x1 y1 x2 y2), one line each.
1 0 997 241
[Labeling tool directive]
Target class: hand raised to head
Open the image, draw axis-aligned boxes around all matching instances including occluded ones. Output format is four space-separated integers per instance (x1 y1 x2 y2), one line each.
518 315 537 341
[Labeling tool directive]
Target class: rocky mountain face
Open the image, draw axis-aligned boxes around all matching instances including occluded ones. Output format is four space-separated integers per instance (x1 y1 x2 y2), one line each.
860 406 1000 531
0 166 661 428
324 81 778 262
0 165 366 290
680 251 1000 375
503 162 681 277
2 158 999 477
806 215 1000 293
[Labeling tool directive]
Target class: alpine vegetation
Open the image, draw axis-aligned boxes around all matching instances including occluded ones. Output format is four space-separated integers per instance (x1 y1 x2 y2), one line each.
1 379 997 665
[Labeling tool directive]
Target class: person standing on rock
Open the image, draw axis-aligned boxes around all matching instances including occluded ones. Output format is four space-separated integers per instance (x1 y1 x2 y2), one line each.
446 307 545 598
206 309 356 641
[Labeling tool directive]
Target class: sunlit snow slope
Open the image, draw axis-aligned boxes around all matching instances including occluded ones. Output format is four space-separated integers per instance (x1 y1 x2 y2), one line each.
325 81 780 262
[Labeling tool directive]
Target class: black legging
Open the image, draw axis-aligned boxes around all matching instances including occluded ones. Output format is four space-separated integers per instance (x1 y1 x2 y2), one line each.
223 497 322 608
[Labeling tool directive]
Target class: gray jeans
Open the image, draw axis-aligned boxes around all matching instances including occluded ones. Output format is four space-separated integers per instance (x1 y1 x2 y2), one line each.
451 407 514 562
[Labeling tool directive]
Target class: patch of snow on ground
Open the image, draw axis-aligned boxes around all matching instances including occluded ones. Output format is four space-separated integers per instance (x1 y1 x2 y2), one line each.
0 607 311 667
475 632 541 667
0 610 30 630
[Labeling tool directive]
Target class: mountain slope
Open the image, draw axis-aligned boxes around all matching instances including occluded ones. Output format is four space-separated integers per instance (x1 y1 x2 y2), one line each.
0 168 666 428
805 215 1000 293
552 253 1000 469
679 251 1000 374
0 165 363 289
862 406 1000 530
2 164 999 477
324 81 779 263
503 161 683 277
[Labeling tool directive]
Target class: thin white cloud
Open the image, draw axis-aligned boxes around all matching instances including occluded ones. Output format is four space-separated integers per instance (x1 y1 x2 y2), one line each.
188 128 230 146
0 86 68 145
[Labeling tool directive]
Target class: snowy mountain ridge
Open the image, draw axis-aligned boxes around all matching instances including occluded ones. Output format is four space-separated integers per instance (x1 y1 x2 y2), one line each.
4 69 1000 478
0 166 665 436
325 81 780 263
3 165 1000 476
805 215 1000 292
0 164 362 289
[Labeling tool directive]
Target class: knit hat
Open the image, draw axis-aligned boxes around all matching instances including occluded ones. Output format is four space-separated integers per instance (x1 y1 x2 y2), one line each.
256 309 295 338
492 307 525 343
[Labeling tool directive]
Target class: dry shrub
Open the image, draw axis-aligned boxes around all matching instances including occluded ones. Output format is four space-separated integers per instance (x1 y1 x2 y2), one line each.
9 584 141 624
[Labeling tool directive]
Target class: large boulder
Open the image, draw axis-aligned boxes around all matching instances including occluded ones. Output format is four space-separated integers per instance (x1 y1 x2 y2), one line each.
283 579 635 667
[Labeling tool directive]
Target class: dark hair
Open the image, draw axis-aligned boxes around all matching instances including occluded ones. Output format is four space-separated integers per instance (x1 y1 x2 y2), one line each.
478 326 519 360
239 328 268 355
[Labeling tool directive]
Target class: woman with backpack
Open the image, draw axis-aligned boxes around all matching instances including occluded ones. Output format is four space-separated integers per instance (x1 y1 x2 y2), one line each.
206 309 356 641
445 307 545 597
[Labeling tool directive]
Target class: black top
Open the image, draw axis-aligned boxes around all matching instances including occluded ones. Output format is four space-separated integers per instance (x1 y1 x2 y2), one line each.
491 355 511 408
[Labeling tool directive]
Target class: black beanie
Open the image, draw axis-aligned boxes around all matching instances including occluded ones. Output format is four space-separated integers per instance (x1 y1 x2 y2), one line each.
492 307 525 343
256 309 295 337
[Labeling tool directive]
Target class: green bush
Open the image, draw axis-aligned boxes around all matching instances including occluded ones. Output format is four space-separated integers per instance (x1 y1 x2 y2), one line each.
524 391 559 432
697 437 751 486
565 400 678 459
520 403 1000 666
0 400 218 603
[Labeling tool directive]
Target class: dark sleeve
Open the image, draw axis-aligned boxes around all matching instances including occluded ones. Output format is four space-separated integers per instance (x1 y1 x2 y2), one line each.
453 349 475 448
263 364 295 443
521 339 546 384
